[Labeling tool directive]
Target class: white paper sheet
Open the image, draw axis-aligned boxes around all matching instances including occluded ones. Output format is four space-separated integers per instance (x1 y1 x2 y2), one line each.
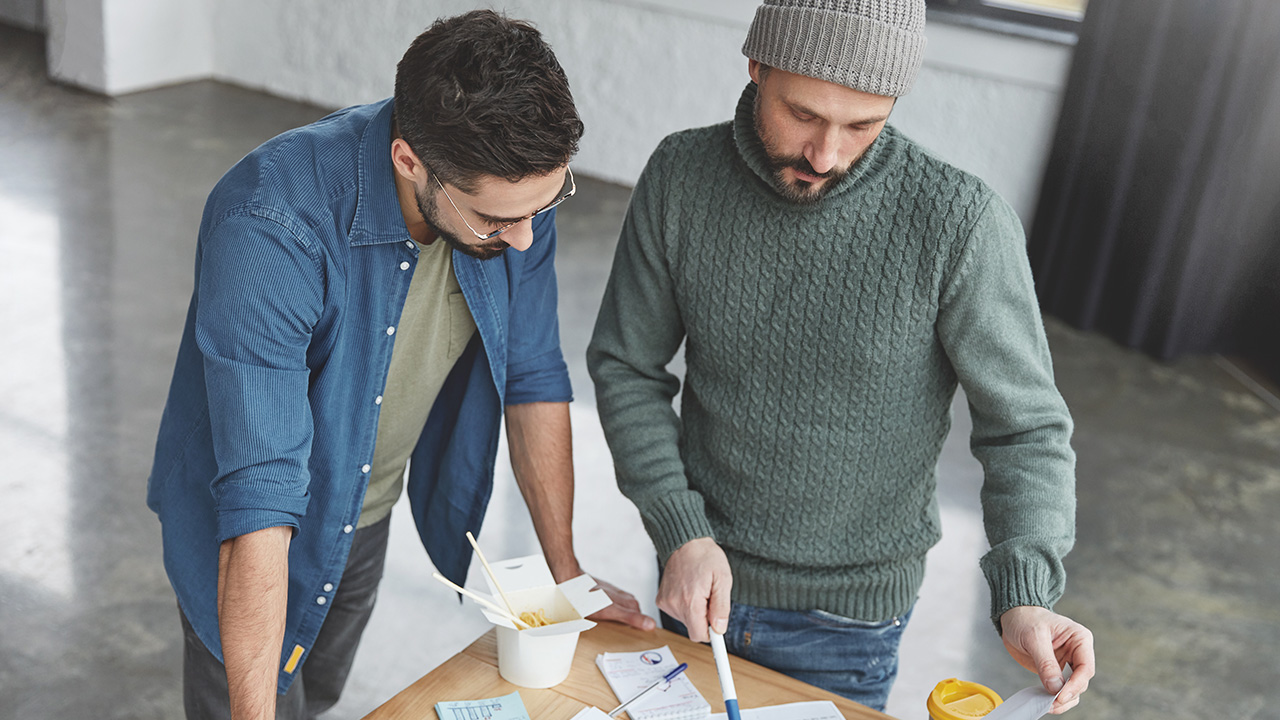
981 685 1060 720
596 646 710 720
570 707 614 720
709 701 844 720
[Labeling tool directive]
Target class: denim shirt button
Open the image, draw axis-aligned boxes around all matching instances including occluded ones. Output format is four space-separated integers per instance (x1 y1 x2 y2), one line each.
343 525 353 534
404 240 414 249
323 583 334 592
316 596 326 605
375 395 383 405
399 261 410 270
361 464 371 473
386 326 395 336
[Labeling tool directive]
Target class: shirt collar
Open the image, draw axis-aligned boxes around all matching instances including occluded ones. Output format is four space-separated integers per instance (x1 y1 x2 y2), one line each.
349 98 410 246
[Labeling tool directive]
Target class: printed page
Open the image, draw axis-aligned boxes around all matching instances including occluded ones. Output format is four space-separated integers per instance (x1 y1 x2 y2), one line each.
596 646 710 720
435 691 531 720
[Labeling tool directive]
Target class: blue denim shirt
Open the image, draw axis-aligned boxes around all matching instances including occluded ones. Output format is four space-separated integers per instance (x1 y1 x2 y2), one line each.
146 99 572 693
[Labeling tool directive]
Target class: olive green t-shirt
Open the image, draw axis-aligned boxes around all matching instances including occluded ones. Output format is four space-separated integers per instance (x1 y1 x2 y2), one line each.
360 239 476 528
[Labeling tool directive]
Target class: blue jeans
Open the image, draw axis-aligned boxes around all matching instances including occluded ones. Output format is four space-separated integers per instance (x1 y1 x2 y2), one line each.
662 602 913 712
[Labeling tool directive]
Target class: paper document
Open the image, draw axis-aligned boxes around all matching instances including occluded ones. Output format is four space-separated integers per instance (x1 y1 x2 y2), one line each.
710 701 844 720
570 708 615 720
434 691 531 720
596 646 710 720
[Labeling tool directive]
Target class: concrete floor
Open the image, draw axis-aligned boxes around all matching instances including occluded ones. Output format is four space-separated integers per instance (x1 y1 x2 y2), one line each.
2 23 1278 720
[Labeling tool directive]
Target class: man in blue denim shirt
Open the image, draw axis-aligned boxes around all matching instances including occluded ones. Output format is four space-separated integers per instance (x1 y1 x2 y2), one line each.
147 11 652 719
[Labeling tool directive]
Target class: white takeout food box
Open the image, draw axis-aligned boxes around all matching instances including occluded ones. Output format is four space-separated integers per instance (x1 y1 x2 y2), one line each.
471 553 612 688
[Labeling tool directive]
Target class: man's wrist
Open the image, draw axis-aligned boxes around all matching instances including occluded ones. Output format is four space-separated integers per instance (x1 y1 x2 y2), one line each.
546 556 584 583
996 604 1050 635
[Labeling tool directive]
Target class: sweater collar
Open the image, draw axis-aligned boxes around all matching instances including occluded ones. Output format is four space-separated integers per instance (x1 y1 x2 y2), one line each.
732 82 890 204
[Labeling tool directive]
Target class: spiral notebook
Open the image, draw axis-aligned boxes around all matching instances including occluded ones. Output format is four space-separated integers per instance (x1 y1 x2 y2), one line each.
596 646 711 720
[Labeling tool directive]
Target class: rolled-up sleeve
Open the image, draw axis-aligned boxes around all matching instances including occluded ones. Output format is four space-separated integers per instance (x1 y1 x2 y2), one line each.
194 208 324 543
504 208 573 405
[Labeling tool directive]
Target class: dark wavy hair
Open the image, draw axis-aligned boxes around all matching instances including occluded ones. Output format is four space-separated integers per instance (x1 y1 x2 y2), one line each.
394 10 583 192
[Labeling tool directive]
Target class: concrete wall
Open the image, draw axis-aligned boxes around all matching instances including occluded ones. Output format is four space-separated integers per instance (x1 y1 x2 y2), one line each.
45 0 107 91
0 0 42 30
46 0 213 95
897 21 1072 223
43 0 1072 223
207 0 1070 223
104 0 213 95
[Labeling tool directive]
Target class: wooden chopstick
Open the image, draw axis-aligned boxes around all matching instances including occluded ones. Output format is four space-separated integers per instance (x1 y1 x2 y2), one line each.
466 531 520 620
430 572 532 630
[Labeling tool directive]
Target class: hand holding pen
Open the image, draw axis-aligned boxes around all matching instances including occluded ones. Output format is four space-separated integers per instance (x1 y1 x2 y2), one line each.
607 663 690 718
709 630 742 720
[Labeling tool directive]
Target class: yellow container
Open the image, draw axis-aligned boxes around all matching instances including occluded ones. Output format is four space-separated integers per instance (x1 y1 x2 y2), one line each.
927 678 1004 720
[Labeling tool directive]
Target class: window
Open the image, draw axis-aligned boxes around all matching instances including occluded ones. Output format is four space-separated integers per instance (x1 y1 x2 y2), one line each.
927 0 1087 40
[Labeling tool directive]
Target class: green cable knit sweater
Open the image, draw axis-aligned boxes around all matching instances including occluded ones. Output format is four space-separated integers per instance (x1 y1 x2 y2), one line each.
587 83 1076 626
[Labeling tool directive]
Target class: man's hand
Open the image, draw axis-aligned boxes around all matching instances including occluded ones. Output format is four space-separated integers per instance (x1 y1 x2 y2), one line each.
656 537 732 642
587 577 656 630
999 606 1095 714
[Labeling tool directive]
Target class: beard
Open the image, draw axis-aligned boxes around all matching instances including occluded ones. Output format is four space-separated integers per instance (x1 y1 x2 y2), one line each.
753 95 853 205
415 184 509 261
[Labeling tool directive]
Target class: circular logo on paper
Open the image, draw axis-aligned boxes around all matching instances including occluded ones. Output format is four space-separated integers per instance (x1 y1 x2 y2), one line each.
640 652 663 665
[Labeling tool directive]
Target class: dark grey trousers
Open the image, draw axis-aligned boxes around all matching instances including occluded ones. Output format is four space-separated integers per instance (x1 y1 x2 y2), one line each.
180 515 391 719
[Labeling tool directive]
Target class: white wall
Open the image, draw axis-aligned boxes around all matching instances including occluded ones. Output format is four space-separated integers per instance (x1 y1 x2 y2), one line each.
43 0 1072 223
46 0 213 95
896 21 1072 223
0 0 42 29
207 0 1070 224
103 0 213 95
46 0 107 92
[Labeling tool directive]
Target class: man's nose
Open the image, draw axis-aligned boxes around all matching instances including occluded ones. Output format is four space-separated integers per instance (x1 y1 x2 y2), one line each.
501 218 535 252
806 128 842 175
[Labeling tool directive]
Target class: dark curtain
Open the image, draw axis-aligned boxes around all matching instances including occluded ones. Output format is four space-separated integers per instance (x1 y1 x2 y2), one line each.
1028 0 1280 381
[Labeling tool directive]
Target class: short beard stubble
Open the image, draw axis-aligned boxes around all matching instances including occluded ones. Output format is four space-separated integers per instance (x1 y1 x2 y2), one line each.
414 183 510 261
753 93 855 206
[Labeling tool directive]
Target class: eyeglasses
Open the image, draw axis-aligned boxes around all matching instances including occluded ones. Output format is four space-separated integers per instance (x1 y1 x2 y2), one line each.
430 166 576 241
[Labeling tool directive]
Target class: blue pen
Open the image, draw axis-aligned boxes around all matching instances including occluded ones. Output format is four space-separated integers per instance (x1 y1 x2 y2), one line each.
709 630 742 720
608 662 690 718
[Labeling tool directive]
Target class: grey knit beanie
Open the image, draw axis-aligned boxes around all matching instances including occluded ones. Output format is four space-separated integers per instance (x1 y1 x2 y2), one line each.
742 0 927 97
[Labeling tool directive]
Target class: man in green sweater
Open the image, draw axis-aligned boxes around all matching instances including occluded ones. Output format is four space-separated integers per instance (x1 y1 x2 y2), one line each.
587 0 1094 713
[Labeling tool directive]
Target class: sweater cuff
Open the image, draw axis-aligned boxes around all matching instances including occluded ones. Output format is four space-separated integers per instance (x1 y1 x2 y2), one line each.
641 493 717 562
984 560 1060 634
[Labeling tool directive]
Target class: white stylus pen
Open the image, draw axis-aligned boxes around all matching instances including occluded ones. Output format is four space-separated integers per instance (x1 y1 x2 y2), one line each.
709 629 742 720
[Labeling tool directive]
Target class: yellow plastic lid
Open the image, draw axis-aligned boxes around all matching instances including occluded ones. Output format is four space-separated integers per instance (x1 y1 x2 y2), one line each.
927 678 1004 720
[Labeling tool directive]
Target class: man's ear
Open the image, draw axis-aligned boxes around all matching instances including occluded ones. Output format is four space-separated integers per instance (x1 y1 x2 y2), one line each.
748 58 763 85
390 138 425 183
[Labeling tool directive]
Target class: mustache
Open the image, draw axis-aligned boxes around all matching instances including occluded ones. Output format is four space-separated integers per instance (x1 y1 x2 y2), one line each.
782 155 838 179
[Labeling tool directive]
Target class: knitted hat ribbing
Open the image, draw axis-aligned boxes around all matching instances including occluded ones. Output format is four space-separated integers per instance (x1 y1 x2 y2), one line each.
742 0 927 97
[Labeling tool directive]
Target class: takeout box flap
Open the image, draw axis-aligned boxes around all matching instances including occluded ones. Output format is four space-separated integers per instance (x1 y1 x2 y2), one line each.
479 554 613 617
461 587 519 629
478 606 519 629
557 573 612 617
482 553 556 593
